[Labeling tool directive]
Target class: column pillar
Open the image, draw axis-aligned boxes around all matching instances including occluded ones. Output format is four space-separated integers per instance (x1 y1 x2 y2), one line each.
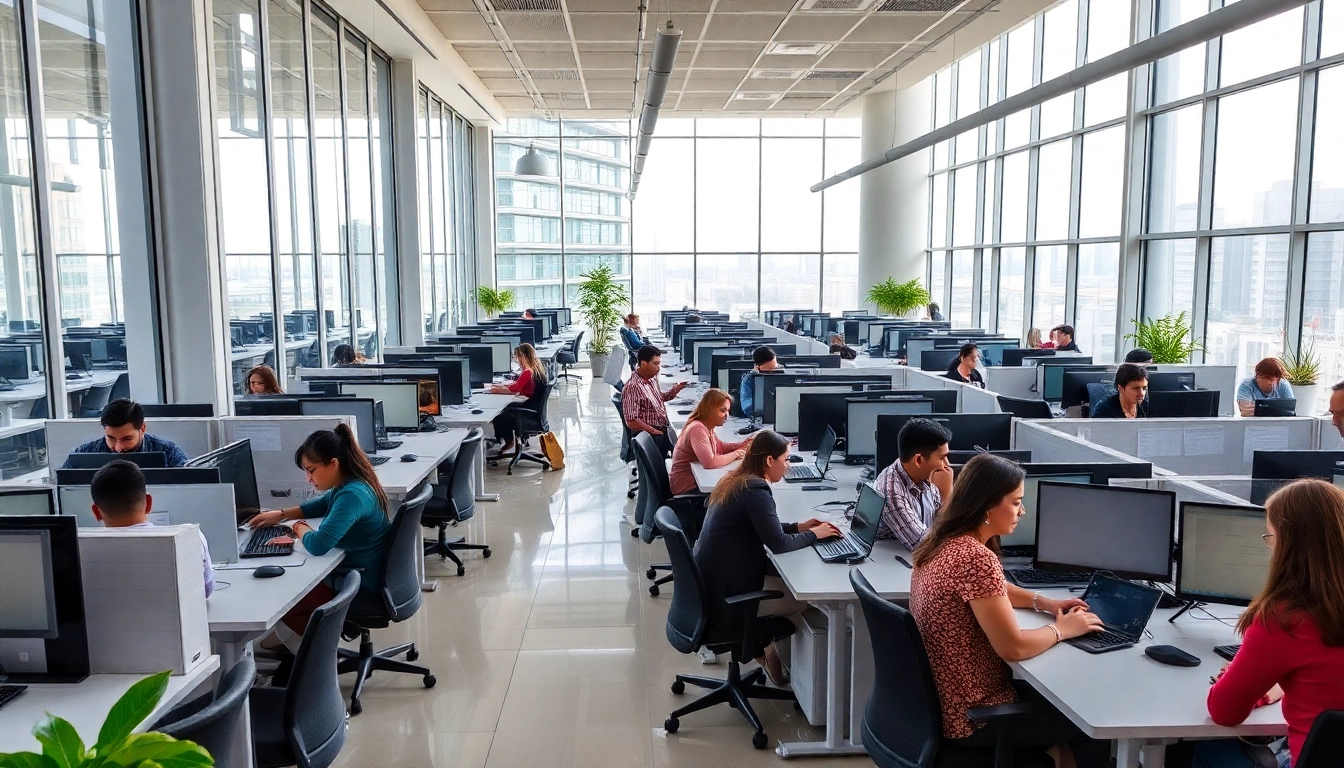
391 59 425 346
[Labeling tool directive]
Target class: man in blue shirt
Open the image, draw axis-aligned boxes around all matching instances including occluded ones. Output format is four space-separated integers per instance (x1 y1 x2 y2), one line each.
62 398 190 468
738 346 782 421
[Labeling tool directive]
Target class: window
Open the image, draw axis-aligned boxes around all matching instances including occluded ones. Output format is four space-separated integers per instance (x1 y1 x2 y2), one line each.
930 173 948 248
632 254 693 316
1219 7 1303 88
1303 231 1344 413
1153 0 1208 106
761 254 820 313
1076 243 1119 363
822 253 859 314
1143 239 1197 322
1147 105 1202 233
1310 66 1344 224
1208 235 1290 377
1000 152 1029 243
929 251 947 309
1032 245 1068 330
998 247 1026 336
696 254 759 320
1078 126 1124 238
952 166 978 246
1212 79 1299 229
696 138 759 253
1035 141 1072 241
949 251 975 327
761 138 821 252
1325 0 1344 57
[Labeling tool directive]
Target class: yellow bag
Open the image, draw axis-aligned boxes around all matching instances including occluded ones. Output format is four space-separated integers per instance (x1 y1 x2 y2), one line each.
538 431 565 470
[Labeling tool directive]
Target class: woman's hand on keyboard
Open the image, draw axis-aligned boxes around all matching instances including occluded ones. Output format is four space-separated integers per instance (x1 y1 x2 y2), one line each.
1055 606 1104 639
807 522 842 540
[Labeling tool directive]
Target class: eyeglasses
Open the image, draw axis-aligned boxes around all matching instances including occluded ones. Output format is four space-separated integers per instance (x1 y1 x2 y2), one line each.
1261 533 1275 546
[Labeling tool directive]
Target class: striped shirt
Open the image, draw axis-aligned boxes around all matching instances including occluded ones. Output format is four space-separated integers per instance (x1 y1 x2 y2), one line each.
622 371 674 430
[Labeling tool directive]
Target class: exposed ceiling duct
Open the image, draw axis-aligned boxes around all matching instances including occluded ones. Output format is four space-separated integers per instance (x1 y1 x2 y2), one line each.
627 21 681 202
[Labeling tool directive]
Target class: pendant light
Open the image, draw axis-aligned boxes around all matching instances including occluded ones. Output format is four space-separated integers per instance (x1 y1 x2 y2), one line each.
514 143 551 176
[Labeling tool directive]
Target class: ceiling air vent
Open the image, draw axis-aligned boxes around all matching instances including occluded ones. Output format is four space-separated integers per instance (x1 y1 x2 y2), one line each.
801 0 877 10
876 0 963 11
768 42 834 56
492 0 561 10
733 93 782 101
751 70 806 80
531 69 582 81
804 70 865 80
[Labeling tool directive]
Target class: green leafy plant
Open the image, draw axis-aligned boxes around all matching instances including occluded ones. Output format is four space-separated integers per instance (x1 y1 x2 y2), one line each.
573 264 629 357
866 278 930 318
475 286 515 319
1279 343 1322 386
1124 312 1206 364
0 671 212 768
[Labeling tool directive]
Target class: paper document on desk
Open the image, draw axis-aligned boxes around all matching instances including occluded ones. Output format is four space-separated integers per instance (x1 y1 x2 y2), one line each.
1244 426 1291 463
1137 428 1183 458
1183 427 1224 456
232 424 282 453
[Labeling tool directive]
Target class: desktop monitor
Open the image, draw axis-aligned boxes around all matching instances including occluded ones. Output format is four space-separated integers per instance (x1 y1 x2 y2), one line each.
1147 389 1219 418
0 345 32 380
774 385 858 435
763 374 889 424
1146 372 1196 392
1176 502 1272 606
0 515 88 682
418 346 491 387
65 452 168 470
918 348 961 372
234 397 303 416
340 381 421 431
185 440 262 524
63 339 93 370
1254 399 1297 417
1014 461 1153 485
300 398 377 453
999 474 1092 554
694 341 732 377
383 358 470 406
1040 362 1104 401
874 413 1013 472
140 403 215 418
946 449 1032 465
1033 482 1176 581
776 355 843 370
1061 370 1117 410
845 398 935 460
0 487 56 515
977 341 1022 367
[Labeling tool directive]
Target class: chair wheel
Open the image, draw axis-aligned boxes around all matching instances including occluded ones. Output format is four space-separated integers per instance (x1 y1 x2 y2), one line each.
423 675 436 688
350 699 362 716
406 648 419 662
628 491 636 499
456 566 465 576
630 528 639 537
671 680 685 694
646 567 657 579
753 732 767 750
665 717 679 734
482 548 492 558
649 584 659 597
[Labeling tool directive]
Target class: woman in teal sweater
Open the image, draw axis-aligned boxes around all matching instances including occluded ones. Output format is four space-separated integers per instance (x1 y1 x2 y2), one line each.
250 423 391 640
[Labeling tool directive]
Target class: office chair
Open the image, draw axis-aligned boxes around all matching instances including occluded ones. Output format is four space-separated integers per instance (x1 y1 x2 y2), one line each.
108 371 130 403
553 331 583 382
77 381 115 418
613 394 641 509
338 483 436 715
631 431 706 596
1084 382 1117 417
493 377 553 475
1297 710 1344 768
151 655 255 767
995 395 1054 420
656 506 797 749
250 571 358 768
27 395 48 420
423 428 491 576
849 569 1053 768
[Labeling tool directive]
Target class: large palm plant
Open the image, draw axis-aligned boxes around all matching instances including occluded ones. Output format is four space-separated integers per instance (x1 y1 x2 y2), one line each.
573 265 629 356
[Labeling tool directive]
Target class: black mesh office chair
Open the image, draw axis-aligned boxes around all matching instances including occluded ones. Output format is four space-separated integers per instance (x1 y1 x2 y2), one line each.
338 483 436 715
1084 383 1118 417
995 395 1054 420
1298 710 1344 768
423 428 491 576
656 506 797 750
494 377 553 475
849 569 1052 768
631 432 706 596
613 393 640 505
108 372 130 403
250 571 358 768
553 331 583 382
28 396 48 420
78 381 115 418
151 655 255 767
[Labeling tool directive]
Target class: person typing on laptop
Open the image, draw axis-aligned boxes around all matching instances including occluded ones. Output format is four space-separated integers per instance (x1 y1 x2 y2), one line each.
62 398 190 468
89 460 214 598
910 454 1109 768
874 418 954 549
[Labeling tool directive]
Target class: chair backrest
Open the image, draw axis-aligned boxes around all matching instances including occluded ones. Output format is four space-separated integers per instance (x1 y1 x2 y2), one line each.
286 570 359 764
631 433 673 541
28 395 48 420
1085 382 1116 414
612 395 634 464
152 654 255 766
568 331 585 355
1299 710 1344 768
996 395 1053 420
517 377 551 434
656 506 709 655
378 482 434 622
81 382 115 413
108 372 130 403
850 569 942 768
446 428 482 522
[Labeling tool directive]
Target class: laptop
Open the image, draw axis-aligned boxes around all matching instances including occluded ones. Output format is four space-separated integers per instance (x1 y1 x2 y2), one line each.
1254 398 1296 417
784 426 835 483
1066 573 1163 654
813 483 883 563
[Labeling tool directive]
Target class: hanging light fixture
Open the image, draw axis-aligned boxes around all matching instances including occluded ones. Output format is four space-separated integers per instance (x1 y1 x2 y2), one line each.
514 143 551 176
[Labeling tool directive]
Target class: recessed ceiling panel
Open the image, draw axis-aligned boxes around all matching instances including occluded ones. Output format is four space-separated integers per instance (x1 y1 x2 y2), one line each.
693 45 764 68
703 13 787 42
773 14 859 41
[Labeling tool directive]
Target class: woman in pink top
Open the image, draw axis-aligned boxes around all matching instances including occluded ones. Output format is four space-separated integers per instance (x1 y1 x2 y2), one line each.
669 389 752 496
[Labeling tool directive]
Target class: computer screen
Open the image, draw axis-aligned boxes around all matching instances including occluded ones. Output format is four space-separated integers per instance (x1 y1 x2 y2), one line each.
774 385 857 434
1147 389 1219 418
65 452 167 470
0 346 30 380
1146 371 1196 392
1041 363 1104 401
140 404 215 418
0 488 56 515
234 397 303 416
1251 450 1344 481
185 440 262 523
1176 503 1271 605
874 413 1013 471
341 381 421 430
919 348 961 372
1034 482 1176 581
300 397 377 453
846 399 935 459
999 474 1091 550
0 529 58 638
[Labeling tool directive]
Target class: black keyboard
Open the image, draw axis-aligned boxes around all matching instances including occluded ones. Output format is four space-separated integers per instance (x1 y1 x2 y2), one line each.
1215 644 1241 661
1070 628 1135 651
1006 568 1089 586
0 685 27 711
368 455 389 466
785 465 821 480
241 526 294 558
814 535 860 561
377 439 402 450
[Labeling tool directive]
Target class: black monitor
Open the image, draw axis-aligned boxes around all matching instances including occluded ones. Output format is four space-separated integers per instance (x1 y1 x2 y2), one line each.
419 345 491 387
185 440 262 524
1252 450 1344 481
65 452 167 470
1147 389 1219 418
0 345 31 380
0 487 56 515
777 355 843 370
432 335 484 345
1254 398 1296 417
384 357 471 406
1002 349 1055 365
977 341 1022 367
797 389 959 451
1061 370 1117 409
1146 372 1196 392
919 348 962 372
874 413 1012 472
946 449 1032 465
299 397 378 453
63 339 93 370
999 473 1093 556
55 466 222 487
234 397 303 416
141 403 215 418
1175 502 1271 606
1033 482 1177 581
1040 362 1103 401
1014 461 1153 485
0 515 89 683
763 374 891 424
845 397 936 460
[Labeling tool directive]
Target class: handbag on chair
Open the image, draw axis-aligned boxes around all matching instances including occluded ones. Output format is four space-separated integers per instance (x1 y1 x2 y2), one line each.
539 432 566 470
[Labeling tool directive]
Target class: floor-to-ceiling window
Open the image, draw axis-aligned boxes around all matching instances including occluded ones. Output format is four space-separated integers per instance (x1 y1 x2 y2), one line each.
416 88 478 333
212 0 396 395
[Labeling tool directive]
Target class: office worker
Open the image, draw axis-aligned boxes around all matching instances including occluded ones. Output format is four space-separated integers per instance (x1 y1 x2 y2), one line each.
669 389 752 496
620 313 648 351
523 308 538 319
622 345 688 456
738 346 781 421
1051 324 1081 353
1090 364 1149 419
90 460 214 598
332 343 361 367
944 343 986 389
486 342 547 457
693 430 841 685
1026 328 1044 349
246 364 284 395
874 418 953 549
1330 381 1344 439
910 454 1107 767
1200 479 1344 768
62 398 190 468
1124 348 1155 367
1236 357 1295 417
927 303 944 322
829 334 857 360
782 315 798 335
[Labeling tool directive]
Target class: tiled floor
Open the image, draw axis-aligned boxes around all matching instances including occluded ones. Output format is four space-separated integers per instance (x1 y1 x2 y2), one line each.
331 372 865 767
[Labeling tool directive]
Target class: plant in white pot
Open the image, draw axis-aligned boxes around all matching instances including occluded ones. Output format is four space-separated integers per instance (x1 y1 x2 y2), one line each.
573 264 629 374
476 285 515 320
1279 343 1322 415
866 278 930 318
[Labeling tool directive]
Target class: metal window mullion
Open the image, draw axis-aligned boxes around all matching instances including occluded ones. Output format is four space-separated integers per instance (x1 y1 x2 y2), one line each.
987 247 1000 332
1030 12 1045 145
1197 96 1218 231
1119 0 1149 356
336 21 357 355
17 0 69 416
1191 235 1212 363
558 126 566 306
257 0 286 379
301 0 327 364
365 46 384 346
818 131 826 312
1075 0 1088 132
1023 245 1037 329
756 133 762 320
971 248 984 326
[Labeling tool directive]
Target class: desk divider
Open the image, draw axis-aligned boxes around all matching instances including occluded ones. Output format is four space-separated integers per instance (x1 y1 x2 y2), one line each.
1034 417 1316 476
1109 476 1253 510
44 417 218 481
219 415 352 505
1317 416 1343 450
1012 420 1151 465
983 367 1038 400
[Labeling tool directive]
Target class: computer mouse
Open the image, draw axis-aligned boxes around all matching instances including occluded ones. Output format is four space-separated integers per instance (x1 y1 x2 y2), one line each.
788 455 804 463
1145 645 1201 667
253 565 286 578
471 409 484 414
400 454 417 462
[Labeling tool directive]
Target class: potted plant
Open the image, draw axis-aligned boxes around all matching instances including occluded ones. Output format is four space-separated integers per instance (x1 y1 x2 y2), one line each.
1279 343 1322 414
866 277 930 318
0 670 213 768
573 264 629 375
1124 312 1206 364
475 285 515 320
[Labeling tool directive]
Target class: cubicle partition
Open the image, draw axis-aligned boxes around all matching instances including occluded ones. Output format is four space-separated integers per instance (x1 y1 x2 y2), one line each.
1012 420 1153 466
45 418 218 481
1108 476 1254 513
982 367 1038 401
219 415 352 506
744 320 831 355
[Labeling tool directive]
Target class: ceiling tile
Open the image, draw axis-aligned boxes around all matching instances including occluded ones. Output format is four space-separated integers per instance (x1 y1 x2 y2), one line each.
496 95 541 109
537 78 587 93
813 44 899 69
426 11 495 41
691 44 763 68
566 0 712 10
454 45 513 68
702 13 786 42
517 46 578 68
480 76 530 94
714 0 797 9
577 49 637 68
570 13 634 42
775 95 833 110
416 0 477 10
684 70 748 89
846 14 938 44
497 11 571 42
675 94 728 110
774 14 859 42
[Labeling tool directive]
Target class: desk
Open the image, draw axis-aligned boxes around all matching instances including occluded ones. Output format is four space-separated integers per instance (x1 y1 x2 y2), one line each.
0 370 123 422
0 418 43 477
0 656 222 754
436 394 519 501
373 428 467 591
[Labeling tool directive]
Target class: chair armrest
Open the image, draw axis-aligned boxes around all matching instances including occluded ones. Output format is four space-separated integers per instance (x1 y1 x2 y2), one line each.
724 589 784 606
966 701 1042 722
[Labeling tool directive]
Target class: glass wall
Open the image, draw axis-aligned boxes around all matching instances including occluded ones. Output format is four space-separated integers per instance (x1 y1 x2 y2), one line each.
417 89 477 334
212 0 397 395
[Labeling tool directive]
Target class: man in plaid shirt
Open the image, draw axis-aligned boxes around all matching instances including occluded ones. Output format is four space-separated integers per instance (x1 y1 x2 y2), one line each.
623 345 688 455
873 418 954 549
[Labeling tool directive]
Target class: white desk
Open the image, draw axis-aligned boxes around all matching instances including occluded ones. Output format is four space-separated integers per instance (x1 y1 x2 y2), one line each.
372 428 467 591
436 393 520 502
0 371 123 423
1012 599 1286 768
0 656 221 754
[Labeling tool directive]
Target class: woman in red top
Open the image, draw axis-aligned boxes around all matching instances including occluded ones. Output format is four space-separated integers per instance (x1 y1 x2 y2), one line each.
668 389 752 495
910 454 1107 768
487 343 546 456
1197 479 1344 768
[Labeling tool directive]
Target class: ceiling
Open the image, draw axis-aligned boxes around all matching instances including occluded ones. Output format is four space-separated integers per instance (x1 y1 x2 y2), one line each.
415 0 1001 118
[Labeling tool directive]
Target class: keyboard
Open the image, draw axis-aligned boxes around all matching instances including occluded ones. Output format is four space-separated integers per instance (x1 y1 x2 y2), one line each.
0 685 27 711
377 439 402 451
1215 644 1241 661
1069 628 1135 651
814 534 860 561
1005 568 1090 587
784 465 821 481
241 526 295 558
368 455 389 466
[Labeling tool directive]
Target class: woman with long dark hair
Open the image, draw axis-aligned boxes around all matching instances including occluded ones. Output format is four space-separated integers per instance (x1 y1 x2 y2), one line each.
668 388 751 495
910 454 1106 768
694 430 841 684
245 364 283 395
486 343 549 457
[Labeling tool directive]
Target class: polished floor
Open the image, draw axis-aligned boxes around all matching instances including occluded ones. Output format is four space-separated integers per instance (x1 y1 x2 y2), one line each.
330 372 864 767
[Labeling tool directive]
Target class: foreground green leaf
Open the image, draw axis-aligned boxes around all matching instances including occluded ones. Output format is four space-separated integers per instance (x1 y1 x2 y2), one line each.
101 734 210 768
95 672 170 753
0 752 57 768
34 717 85 768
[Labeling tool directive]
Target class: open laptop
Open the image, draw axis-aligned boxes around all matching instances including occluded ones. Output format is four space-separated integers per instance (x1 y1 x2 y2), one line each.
813 483 883 563
1254 398 1296 417
784 426 836 483
1066 573 1163 654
